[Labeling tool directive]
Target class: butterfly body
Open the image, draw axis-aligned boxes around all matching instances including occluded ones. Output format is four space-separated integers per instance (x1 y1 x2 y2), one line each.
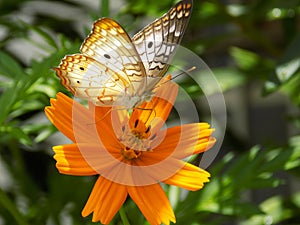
117 90 152 109
54 0 193 109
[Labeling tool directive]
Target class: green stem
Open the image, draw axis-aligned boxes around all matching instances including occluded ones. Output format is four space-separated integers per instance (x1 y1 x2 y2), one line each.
100 0 110 17
0 188 30 225
119 206 130 225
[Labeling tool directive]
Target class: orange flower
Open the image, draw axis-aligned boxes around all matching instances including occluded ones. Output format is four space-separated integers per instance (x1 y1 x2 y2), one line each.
45 79 216 225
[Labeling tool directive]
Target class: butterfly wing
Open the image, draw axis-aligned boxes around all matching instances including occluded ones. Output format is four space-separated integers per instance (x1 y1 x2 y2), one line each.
132 0 193 89
54 54 131 106
54 18 147 106
80 18 147 95
54 1 193 107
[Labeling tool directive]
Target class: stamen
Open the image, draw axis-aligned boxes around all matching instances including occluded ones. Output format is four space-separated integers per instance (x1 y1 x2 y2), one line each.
145 125 151 134
134 119 139 128
118 119 154 153
150 133 157 140
121 146 142 160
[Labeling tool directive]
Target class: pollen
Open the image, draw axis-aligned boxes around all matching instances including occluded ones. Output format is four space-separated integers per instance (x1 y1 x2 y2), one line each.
121 146 142 160
118 120 153 155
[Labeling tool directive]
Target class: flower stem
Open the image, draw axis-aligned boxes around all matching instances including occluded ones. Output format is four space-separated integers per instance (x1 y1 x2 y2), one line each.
119 206 130 225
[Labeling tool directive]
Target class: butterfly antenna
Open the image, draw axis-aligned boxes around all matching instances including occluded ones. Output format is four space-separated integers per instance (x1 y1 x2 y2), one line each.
142 103 158 129
153 66 196 91
171 66 196 81
135 101 156 124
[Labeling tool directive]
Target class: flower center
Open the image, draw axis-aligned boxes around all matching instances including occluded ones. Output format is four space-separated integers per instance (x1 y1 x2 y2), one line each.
121 146 142 160
118 119 153 159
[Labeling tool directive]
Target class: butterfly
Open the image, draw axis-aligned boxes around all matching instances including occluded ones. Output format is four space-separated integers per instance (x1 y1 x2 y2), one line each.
54 0 193 109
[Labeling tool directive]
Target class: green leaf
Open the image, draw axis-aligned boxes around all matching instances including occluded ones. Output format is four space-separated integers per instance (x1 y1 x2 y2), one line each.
247 196 293 224
10 99 44 119
20 22 59 50
0 82 20 124
258 148 294 173
10 127 32 146
264 32 300 94
276 57 300 81
230 47 261 71
0 188 30 225
33 125 56 143
212 67 246 91
275 33 300 82
0 51 25 78
292 191 300 208
286 135 300 169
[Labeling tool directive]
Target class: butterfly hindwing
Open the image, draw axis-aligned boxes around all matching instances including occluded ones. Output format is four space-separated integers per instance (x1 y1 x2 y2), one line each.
54 54 129 106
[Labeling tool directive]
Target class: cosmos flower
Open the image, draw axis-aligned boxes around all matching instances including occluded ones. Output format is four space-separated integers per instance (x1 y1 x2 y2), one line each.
45 78 216 225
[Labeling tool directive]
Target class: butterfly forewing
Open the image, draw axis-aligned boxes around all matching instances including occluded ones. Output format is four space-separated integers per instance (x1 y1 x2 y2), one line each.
80 18 147 95
132 0 193 90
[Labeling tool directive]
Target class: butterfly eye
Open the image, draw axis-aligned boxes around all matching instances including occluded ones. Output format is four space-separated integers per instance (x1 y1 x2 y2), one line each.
104 54 111 59
147 42 153 48
79 67 85 71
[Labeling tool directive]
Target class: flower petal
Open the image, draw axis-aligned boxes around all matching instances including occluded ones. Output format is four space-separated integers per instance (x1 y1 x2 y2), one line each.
82 176 127 224
45 92 116 144
163 163 210 191
153 123 215 159
134 155 186 184
45 93 94 142
53 143 125 176
128 183 175 225
53 144 97 175
131 77 178 128
134 156 208 189
88 101 112 121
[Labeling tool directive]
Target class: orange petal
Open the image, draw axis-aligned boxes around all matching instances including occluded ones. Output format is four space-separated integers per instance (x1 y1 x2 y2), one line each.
152 123 215 159
128 183 175 225
88 101 112 121
45 93 93 142
53 143 122 176
163 163 210 191
53 144 97 175
131 79 178 128
45 92 115 143
82 176 127 224
133 155 188 185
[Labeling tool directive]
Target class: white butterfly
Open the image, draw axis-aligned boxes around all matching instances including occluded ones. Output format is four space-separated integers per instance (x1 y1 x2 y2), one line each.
54 0 193 109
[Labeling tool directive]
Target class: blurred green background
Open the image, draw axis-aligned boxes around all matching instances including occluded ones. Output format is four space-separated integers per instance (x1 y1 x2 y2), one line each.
0 0 300 224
